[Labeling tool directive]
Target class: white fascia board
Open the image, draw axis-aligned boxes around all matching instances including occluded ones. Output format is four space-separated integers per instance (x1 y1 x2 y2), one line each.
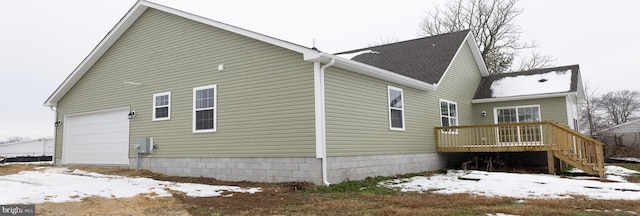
143 1 318 58
471 92 576 104
44 0 320 107
466 34 489 76
310 53 437 91
44 1 149 107
434 32 489 87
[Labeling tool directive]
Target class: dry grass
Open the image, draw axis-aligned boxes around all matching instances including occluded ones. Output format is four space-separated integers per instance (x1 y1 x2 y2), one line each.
200 192 640 216
36 196 190 216
2 165 640 215
0 164 45 175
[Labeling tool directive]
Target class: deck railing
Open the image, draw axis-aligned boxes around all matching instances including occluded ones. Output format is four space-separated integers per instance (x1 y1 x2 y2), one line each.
435 121 605 177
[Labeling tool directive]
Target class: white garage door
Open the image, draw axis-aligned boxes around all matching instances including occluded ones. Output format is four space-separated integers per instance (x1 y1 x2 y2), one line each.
62 107 130 165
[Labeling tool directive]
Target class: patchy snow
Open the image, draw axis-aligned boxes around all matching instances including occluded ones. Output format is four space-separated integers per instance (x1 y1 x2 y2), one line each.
611 157 640 163
490 70 572 98
0 167 261 204
381 166 640 200
0 161 53 166
569 165 640 176
586 209 640 215
335 50 379 59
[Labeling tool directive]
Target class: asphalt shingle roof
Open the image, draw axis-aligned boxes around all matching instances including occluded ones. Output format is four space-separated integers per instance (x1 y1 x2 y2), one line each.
473 64 580 99
334 30 470 84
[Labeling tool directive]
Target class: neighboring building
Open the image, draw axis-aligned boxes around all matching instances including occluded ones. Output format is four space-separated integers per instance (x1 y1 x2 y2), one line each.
43 0 591 184
0 138 54 158
599 119 640 146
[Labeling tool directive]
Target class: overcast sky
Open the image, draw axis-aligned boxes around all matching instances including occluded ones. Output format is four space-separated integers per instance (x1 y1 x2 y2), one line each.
0 0 638 141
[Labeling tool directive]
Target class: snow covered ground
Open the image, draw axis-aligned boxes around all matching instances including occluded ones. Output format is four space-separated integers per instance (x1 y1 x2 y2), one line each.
611 157 640 163
381 165 640 200
0 167 261 205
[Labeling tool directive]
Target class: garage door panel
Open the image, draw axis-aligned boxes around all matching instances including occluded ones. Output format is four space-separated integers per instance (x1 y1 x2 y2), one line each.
63 108 130 165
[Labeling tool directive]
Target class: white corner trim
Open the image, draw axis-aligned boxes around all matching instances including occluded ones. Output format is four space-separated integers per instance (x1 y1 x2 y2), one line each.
316 59 334 186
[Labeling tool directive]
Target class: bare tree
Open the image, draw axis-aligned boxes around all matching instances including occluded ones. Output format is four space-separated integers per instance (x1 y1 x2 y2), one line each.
516 51 556 71
578 82 606 136
594 90 640 125
418 0 553 74
367 37 401 47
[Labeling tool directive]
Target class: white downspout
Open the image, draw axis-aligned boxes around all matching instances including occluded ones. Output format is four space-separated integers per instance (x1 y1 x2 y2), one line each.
315 59 335 186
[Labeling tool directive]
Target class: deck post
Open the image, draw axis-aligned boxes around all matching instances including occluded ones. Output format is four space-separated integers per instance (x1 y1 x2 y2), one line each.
547 150 556 175
595 145 605 178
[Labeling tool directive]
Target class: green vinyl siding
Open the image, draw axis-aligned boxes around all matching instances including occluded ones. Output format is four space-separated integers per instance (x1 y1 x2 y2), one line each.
55 8 315 158
324 42 482 156
473 97 569 125
433 43 482 127
324 67 433 155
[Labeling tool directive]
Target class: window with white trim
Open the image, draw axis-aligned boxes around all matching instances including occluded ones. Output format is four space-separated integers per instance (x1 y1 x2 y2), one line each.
440 99 458 127
152 92 171 121
494 105 542 143
193 85 217 133
388 86 404 130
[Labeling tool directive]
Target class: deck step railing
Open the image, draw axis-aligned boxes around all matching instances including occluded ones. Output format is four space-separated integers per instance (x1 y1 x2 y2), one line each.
435 121 605 177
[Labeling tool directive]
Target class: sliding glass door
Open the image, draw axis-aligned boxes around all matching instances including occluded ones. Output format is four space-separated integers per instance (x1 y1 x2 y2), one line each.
495 105 541 144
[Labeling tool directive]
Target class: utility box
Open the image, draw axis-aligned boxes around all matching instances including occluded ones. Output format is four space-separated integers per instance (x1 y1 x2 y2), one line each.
135 138 154 154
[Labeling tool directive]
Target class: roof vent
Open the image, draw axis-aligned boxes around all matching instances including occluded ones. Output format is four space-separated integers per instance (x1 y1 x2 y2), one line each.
538 78 548 83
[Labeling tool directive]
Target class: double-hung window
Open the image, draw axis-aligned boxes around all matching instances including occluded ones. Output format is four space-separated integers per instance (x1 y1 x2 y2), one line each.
152 92 171 121
388 86 405 130
440 99 458 130
193 85 217 133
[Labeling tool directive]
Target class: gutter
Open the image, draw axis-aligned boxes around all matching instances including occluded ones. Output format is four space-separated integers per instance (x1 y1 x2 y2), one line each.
315 58 335 186
307 53 437 92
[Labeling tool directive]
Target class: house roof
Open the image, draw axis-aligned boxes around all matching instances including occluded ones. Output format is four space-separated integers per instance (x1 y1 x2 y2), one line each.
472 65 585 103
44 1 489 106
334 30 487 85
600 119 640 133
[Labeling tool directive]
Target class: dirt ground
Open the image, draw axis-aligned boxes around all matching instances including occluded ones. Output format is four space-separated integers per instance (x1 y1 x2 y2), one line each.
1 165 312 216
2 164 640 216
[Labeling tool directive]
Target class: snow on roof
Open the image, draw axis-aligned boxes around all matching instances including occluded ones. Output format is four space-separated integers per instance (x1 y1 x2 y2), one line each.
381 165 640 200
0 167 261 204
335 50 379 59
490 69 572 98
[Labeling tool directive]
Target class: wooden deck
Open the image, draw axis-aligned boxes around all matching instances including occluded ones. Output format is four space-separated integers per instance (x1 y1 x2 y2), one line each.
435 121 605 177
